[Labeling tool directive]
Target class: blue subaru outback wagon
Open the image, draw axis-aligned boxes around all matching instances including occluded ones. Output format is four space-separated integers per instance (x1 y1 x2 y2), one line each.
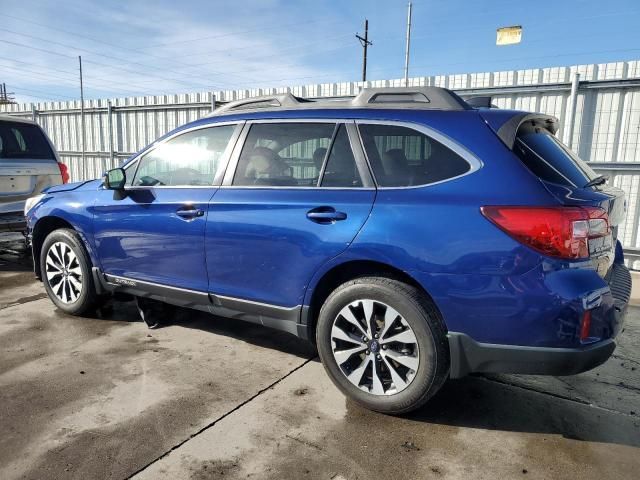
25 87 631 413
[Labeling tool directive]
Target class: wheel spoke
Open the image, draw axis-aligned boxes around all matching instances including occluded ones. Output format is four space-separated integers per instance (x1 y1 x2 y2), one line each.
69 266 83 276
383 349 419 372
331 324 365 346
380 328 417 345
48 246 64 267
379 305 400 340
381 355 408 392
360 299 374 338
46 270 63 282
333 345 367 365
347 357 370 386
46 257 62 272
68 275 82 293
370 356 385 395
339 307 367 338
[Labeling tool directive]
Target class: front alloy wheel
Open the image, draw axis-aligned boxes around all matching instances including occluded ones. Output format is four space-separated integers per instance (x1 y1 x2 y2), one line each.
45 241 84 303
40 228 99 315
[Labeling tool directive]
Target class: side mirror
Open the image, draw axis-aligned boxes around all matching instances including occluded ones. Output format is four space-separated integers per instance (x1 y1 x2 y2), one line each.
104 168 126 190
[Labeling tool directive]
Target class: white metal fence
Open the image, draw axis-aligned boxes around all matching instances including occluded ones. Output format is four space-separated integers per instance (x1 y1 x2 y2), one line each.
3 60 640 263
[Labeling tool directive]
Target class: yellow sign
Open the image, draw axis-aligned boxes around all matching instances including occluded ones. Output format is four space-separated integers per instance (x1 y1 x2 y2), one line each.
496 26 522 45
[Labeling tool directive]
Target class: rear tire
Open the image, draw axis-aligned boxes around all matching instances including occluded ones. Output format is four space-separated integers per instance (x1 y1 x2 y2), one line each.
40 228 99 315
316 276 449 414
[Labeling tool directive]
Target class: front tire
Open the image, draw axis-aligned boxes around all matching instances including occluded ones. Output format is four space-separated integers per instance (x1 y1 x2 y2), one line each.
40 228 99 315
316 277 449 414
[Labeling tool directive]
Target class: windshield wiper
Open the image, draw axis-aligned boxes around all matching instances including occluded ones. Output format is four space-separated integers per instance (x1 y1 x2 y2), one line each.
584 175 608 188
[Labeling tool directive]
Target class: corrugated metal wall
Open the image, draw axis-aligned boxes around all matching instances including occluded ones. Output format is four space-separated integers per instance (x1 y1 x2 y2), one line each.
3 60 640 261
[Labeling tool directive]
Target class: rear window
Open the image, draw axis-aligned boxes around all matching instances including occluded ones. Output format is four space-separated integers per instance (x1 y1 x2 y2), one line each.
0 121 55 160
514 125 598 188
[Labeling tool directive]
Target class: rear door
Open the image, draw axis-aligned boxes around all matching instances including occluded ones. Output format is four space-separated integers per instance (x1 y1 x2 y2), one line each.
0 119 61 215
512 123 625 276
205 120 375 312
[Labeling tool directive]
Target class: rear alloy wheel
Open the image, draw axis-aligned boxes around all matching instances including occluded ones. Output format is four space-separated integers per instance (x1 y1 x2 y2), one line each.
331 299 419 395
317 277 449 414
40 228 98 315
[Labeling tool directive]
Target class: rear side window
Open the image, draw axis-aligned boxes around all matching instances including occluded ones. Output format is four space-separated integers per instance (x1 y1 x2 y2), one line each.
133 124 235 187
0 121 55 160
514 126 598 188
233 122 363 187
358 124 470 187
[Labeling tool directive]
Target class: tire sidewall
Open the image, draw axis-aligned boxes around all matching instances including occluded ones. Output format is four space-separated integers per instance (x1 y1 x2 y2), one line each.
40 229 96 314
316 278 442 413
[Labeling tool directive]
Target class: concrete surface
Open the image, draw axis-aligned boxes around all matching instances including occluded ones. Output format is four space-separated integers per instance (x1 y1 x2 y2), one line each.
1 233 639 480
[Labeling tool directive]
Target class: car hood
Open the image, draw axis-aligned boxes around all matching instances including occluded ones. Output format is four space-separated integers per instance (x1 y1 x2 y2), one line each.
43 179 102 194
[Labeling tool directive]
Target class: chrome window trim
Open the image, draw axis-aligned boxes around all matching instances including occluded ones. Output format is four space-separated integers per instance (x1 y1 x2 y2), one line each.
355 119 484 190
120 120 244 189
221 118 374 189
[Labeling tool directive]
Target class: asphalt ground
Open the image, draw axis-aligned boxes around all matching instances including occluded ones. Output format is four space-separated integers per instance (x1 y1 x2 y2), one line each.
0 232 638 480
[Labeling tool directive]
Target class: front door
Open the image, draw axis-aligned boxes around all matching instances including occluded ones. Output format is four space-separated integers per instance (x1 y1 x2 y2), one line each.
205 121 376 308
93 122 241 292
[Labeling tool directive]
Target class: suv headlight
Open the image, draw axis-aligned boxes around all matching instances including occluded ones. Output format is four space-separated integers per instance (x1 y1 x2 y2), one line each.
24 194 45 216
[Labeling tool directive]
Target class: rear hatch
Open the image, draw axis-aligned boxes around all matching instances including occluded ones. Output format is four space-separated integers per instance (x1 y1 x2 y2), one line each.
508 116 625 277
0 119 62 215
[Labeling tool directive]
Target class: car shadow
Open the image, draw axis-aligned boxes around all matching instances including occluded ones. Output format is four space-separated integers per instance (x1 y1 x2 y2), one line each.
87 299 317 360
401 374 640 449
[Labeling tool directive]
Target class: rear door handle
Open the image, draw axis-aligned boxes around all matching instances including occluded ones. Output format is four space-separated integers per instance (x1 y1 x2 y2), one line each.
306 207 347 224
176 206 204 219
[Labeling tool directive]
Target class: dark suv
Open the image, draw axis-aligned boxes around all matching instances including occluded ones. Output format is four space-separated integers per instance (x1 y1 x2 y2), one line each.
25 87 631 413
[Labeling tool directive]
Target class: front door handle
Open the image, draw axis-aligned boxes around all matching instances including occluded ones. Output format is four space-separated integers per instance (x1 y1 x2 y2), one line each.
306 206 347 224
176 206 204 219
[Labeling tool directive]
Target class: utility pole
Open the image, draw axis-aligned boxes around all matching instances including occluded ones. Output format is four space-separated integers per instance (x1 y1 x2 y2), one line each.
404 2 413 87
356 19 372 82
78 55 86 179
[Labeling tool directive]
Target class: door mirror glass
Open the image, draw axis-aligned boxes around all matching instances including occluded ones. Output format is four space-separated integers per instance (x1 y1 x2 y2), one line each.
104 168 126 190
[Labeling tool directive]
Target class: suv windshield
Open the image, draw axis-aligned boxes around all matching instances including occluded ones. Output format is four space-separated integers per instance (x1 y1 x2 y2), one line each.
514 125 598 188
0 121 55 160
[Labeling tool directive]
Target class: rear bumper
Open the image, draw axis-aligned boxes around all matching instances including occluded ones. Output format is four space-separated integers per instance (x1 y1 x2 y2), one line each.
448 332 616 378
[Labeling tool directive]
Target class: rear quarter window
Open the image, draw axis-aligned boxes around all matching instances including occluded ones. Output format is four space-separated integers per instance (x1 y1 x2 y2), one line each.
514 125 598 187
0 121 55 160
358 123 471 187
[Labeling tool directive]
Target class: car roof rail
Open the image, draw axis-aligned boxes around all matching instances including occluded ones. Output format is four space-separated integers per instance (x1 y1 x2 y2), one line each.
351 87 470 110
211 93 306 115
208 86 471 116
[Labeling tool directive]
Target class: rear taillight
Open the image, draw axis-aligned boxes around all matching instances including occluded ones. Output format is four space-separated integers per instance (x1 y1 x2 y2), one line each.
481 206 610 260
57 162 69 184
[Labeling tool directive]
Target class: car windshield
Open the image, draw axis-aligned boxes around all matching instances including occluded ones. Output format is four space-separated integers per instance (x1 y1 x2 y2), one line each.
0 121 55 160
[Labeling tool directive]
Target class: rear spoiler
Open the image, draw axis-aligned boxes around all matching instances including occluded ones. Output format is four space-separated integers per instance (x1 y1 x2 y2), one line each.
480 112 559 149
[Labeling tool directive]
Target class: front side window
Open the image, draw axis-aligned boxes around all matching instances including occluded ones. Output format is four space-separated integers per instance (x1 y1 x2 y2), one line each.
358 123 471 187
132 125 236 187
0 121 55 160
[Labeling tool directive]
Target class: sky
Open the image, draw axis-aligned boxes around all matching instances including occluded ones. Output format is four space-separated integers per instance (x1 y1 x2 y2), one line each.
1 0 639 103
